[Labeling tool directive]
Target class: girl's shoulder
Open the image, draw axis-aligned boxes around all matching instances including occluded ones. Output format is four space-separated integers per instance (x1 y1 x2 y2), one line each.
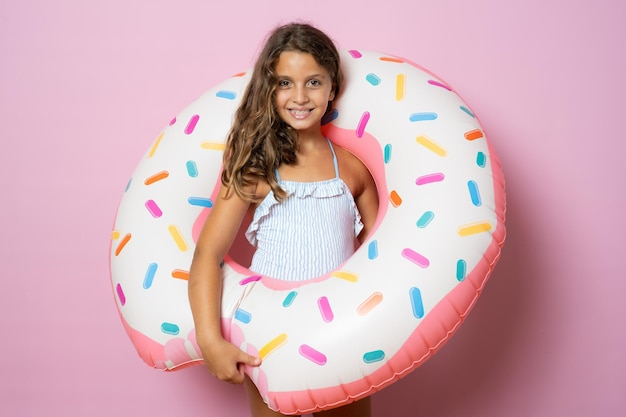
333 144 370 176
333 144 374 196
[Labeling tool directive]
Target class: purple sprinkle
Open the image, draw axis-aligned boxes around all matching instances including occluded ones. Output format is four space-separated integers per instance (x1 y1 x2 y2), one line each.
116 283 126 306
184 114 199 134
428 80 452 91
239 275 262 285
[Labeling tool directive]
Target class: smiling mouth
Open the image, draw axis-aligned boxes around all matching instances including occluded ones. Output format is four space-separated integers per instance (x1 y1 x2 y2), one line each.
289 109 313 119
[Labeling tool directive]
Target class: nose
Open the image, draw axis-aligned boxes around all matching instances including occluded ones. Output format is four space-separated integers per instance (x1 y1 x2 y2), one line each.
292 85 309 104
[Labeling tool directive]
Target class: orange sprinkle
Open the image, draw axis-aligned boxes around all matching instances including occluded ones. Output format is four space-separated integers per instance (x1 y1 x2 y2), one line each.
148 132 164 158
389 190 402 207
171 269 189 280
115 233 131 256
233 71 246 77
380 56 404 63
357 292 383 316
464 129 484 141
144 170 169 185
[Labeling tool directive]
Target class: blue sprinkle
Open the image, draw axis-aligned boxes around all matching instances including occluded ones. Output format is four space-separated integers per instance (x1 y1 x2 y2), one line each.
409 287 424 318
368 240 379 260
468 180 482 206
186 160 198 177
476 151 487 168
384 144 392 164
234 308 252 324
460 105 475 118
188 197 213 208
363 350 385 363
161 322 180 335
143 263 157 289
321 108 339 125
216 90 236 100
125 178 132 192
283 291 297 307
416 211 434 228
366 73 381 86
456 259 467 281
409 112 438 122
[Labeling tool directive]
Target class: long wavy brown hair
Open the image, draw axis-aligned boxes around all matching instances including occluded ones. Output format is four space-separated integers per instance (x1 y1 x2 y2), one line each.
221 22 343 202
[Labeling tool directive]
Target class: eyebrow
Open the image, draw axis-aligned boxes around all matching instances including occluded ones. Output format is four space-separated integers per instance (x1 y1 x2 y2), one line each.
276 73 329 79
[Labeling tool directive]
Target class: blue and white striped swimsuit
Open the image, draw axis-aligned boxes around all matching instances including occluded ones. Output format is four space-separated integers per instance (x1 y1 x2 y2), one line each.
245 140 363 281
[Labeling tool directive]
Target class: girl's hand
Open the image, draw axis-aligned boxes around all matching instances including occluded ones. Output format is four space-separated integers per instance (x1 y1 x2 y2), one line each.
199 336 261 384
187 184 258 385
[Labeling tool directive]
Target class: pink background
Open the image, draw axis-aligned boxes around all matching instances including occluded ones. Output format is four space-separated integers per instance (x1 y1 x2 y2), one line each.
2 0 624 416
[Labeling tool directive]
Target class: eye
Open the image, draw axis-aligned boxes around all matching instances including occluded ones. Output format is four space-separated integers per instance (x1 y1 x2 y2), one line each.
308 79 321 87
278 79 291 88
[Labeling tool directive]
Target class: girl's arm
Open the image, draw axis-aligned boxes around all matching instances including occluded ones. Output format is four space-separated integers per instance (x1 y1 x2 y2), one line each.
188 184 261 384
335 146 380 244
354 164 379 244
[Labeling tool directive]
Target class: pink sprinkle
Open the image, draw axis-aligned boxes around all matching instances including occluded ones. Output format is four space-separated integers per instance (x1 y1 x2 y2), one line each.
169 117 176 126
348 50 362 58
428 80 452 91
299 344 327 365
356 111 370 138
240 275 262 285
318 296 334 322
145 200 162 218
116 283 126 306
416 172 445 185
184 114 200 134
401 248 430 268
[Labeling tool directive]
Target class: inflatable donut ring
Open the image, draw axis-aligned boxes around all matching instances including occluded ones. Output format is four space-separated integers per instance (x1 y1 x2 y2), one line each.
110 49 506 414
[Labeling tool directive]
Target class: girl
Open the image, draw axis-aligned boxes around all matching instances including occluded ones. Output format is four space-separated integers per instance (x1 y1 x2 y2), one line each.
188 22 379 417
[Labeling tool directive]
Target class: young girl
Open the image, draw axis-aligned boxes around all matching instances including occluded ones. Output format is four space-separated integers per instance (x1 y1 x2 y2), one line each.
188 22 379 417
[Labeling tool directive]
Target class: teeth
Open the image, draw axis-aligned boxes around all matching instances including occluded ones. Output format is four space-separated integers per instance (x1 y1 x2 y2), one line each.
289 109 312 119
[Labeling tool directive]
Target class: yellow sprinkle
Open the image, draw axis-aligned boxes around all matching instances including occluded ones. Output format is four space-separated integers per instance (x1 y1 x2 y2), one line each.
149 132 164 158
200 141 226 151
111 230 121 240
416 135 447 157
395 74 405 101
168 225 188 251
259 333 287 359
458 222 492 236
331 271 358 282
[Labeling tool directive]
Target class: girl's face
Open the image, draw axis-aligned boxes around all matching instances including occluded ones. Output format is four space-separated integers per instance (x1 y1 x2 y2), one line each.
273 51 335 136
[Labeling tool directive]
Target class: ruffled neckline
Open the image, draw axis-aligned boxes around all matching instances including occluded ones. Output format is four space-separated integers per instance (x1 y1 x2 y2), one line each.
277 177 348 199
245 177 363 246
